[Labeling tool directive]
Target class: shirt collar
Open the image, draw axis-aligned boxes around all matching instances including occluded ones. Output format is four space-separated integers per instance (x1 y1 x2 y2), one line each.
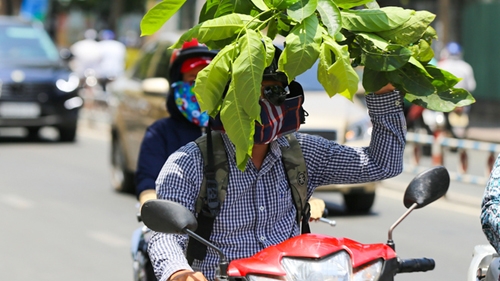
219 133 292 163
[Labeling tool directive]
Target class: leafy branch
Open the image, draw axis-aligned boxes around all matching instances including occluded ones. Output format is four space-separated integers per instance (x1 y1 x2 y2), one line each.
140 0 476 170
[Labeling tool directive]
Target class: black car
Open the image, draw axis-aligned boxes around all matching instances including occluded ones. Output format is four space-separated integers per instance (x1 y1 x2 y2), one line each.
0 16 82 142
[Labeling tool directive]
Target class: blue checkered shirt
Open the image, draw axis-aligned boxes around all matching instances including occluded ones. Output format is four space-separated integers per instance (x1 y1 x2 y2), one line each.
148 91 406 281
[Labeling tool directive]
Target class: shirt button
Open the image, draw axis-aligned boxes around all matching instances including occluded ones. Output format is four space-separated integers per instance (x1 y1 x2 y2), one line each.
260 236 266 241
395 100 401 106
259 206 265 211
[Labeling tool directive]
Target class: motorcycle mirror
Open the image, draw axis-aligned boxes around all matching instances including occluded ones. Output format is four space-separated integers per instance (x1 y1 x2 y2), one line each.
403 166 450 209
140 199 198 234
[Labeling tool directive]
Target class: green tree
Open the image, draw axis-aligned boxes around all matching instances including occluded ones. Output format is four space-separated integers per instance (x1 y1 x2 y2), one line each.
141 0 475 170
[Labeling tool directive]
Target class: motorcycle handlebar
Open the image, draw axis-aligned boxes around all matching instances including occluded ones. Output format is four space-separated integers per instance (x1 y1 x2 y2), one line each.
397 258 435 273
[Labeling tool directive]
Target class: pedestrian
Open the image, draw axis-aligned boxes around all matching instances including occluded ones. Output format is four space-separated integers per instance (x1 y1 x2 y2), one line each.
97 29 126 90
69 29 102 80
147 44 406 281
438 42 477 139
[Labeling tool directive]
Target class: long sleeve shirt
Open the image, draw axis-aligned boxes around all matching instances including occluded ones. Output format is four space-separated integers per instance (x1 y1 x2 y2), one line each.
481 153 500 253
148 91 407 281
135 117 202 198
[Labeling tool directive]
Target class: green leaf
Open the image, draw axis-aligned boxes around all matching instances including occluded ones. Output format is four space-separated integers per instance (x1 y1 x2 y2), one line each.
194 43 236 116
267 18 279 39
140 0 187 36
425 65 461 91
220 81 254 170
365 1 380 9
251 0 270 11
222 30 266 170
386 63 435 97
318 36 359 99
262 36 276 66
279 16 322 81
356 33 412 72
198 1 218 23
362 67 389 93
234 0 260 13
288 0 318 23
376 10 436 45
316 0 342 36
267 0 299 9
408 39 435 64
172 14 263 48
333 0 374 9
205 37 238 50
341 7 414 33
405 88 475 112
421 25 438 43
277 16 291 33
408 56 432 78
207 0 260 18
214 0 236 18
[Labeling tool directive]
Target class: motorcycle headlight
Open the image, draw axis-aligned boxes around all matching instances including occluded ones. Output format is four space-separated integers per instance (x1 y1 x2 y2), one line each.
352 260 383 281
282 251 351 281
246 251 382 281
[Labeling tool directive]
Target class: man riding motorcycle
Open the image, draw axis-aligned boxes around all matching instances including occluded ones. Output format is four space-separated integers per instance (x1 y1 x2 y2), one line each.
147 44 406 281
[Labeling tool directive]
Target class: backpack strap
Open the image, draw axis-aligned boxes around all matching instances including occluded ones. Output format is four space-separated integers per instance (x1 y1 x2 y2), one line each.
187 130 229 264
281 133 311 234
194 130 229 217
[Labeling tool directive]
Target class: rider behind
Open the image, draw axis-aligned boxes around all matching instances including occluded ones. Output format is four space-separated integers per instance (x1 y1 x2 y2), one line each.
148 45 406 281
135 39 216 207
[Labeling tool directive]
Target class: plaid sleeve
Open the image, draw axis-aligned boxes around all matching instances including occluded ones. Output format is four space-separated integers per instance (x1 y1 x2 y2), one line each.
301 90 406 187
147 142 205 280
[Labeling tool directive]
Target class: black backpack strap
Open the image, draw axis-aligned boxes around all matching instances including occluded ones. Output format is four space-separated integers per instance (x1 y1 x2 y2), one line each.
281 133 310 234
187 128 228 264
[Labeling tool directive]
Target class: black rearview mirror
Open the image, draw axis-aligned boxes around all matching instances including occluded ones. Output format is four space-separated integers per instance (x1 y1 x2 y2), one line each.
141 199 198 234
403 166 450 209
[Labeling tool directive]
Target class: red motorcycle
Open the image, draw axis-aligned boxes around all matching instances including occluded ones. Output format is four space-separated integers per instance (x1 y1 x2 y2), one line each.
141 166 449 281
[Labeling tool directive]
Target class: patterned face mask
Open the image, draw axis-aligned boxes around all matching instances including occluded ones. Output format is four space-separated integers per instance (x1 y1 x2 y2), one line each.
172 81 209 127
210 94 304 144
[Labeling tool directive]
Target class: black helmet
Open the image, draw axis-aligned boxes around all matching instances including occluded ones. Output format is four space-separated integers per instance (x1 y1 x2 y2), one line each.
262 46 289 86
168 39 218 82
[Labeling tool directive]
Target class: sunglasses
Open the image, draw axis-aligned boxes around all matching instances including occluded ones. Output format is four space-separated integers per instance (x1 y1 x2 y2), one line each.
263 85 288 106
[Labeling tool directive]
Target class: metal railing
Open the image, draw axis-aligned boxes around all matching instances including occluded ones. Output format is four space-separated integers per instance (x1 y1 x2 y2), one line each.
405 132 500 185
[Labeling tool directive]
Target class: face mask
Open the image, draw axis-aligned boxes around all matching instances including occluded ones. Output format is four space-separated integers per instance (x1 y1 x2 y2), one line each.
210 93 304 144
172 81 209 127
254 95 303 144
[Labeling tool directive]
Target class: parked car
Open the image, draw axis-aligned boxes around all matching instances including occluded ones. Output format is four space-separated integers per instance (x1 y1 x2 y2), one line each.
0 16 82 141
108 32 179 193
109 39 377 213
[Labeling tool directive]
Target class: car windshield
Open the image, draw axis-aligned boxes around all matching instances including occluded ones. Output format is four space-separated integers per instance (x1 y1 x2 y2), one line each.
0 25 60 62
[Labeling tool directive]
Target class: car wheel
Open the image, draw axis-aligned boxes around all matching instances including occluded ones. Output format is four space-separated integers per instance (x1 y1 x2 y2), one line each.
111 136 135 193
343 192 375 214
26 127 40 140
58 125 77 142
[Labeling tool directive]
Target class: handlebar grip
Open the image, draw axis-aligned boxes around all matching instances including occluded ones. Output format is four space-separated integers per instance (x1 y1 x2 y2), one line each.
398 258 435 273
